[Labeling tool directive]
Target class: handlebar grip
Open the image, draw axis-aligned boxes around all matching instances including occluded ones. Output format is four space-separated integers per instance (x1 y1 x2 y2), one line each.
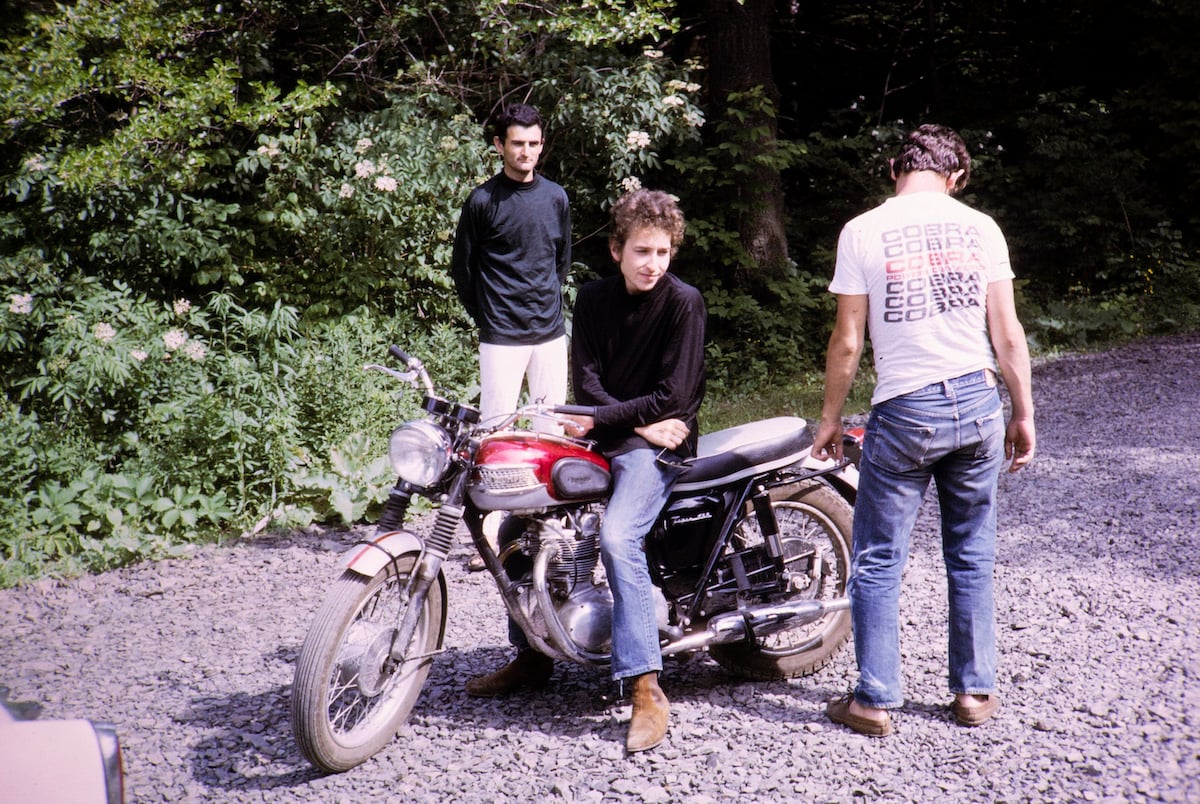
388 345 414 366
552 404 597 417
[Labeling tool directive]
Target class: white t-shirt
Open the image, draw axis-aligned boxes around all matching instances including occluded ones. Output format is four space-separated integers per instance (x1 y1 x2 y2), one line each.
830 191 1014 404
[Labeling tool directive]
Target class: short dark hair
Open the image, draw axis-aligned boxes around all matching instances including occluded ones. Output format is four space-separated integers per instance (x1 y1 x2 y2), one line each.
892 124 971 193
489 103 544 143
609 189 687 254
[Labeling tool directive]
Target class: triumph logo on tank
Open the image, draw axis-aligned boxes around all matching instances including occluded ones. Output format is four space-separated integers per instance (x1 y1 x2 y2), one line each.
880 222 986 323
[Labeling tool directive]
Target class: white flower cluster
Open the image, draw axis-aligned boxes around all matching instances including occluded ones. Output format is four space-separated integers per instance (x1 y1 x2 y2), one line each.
173 298 192 317
626 130 652 151
352 158 398 192
162 329 188 351
621 176 643 193
183 341 207 361
80 319 208 362
8 293 33 315
354 137 374 154
666 80 702 94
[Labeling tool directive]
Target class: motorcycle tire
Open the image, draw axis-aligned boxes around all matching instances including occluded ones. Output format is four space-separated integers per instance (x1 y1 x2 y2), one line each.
709 478 853 681
291 556 447 772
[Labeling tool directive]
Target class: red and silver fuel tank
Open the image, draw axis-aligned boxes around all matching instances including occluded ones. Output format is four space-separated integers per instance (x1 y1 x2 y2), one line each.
467 431 611 512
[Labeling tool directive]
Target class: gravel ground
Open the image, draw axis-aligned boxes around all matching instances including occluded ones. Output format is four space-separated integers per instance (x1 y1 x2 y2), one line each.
2 334 1199 803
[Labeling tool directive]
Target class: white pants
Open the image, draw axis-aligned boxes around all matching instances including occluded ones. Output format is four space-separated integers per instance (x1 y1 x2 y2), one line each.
478 336 568 432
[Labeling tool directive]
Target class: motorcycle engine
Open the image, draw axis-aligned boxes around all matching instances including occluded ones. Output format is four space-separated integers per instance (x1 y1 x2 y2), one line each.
526 511 602 589
505 510 613 655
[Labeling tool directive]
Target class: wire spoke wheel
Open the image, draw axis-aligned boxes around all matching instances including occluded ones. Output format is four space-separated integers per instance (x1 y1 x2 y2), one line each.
710 479 853 680
291 556 446 772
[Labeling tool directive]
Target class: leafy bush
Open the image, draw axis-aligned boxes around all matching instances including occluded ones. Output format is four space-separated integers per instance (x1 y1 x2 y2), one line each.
0 264 484 582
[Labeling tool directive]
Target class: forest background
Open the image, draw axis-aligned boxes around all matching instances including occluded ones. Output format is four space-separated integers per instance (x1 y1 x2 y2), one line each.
1 0 1197 584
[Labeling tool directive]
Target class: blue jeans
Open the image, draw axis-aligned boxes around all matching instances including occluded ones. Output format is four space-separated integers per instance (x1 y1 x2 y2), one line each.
601 449 680 681
507 449 679 682
850 370 1006 709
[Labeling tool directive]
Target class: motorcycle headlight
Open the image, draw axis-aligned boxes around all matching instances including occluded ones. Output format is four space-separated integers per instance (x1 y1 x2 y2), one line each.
388 421 452 487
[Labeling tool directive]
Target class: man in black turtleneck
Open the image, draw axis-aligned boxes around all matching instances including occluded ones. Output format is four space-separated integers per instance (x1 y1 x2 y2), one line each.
451 103 572 571
566 189 705 754
450 103 571 431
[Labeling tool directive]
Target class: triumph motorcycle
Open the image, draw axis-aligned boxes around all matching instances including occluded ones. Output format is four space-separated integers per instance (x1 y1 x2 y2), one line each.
290 347 863 772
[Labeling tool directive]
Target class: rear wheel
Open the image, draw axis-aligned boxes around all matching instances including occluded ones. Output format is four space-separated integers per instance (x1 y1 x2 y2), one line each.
709 479 853 680
291 556 446 772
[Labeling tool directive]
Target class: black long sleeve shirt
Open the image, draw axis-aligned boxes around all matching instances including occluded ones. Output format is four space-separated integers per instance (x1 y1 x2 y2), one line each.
449 172 571 346
571 272 707 458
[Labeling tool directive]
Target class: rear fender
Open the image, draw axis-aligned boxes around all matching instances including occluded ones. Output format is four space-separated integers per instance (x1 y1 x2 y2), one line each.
796 454 860 504
341 529 424 577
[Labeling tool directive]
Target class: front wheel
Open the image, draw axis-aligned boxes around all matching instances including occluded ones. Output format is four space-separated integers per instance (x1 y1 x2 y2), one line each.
291 555 447 772
709 478 853 680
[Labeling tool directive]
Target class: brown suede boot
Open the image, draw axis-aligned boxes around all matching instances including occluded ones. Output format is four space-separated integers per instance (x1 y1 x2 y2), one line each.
465 650 554 698
625 672 669 753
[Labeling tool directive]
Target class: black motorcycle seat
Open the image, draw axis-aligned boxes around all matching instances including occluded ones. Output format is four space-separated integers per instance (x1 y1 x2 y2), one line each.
673 416 814 492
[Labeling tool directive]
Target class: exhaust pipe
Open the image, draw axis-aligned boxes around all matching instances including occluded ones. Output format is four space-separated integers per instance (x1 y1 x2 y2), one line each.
661 597 850 656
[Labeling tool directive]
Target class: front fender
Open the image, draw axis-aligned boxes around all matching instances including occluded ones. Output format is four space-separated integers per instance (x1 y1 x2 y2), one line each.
341 529 424 577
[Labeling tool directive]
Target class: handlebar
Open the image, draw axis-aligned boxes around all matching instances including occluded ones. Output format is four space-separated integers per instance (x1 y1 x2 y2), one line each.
550 404 597 418
364 346 435 396
368 348 594 435
387 345 414 365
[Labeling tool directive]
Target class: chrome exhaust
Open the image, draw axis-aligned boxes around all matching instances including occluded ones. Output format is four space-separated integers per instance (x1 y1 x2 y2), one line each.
661 597 850 656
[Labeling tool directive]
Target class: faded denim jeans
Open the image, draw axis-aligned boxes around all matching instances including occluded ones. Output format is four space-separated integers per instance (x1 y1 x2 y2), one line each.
850 369 1006 709
599 448 681 681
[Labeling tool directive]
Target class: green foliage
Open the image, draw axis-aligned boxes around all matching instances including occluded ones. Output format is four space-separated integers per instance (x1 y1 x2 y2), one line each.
1 0 1198 586
0 0 342 296
537 51 706 238
233 94 493 319
0 261 482 582
662 89 833 392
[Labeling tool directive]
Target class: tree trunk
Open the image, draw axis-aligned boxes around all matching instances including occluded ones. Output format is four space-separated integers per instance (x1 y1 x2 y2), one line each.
704 0 790 281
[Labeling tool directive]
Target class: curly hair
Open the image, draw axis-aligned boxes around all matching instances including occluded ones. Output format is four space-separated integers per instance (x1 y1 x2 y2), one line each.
892 124 971 194
609 189 687 254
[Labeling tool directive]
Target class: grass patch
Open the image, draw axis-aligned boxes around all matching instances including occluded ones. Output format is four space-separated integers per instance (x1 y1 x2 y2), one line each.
701 366 875 433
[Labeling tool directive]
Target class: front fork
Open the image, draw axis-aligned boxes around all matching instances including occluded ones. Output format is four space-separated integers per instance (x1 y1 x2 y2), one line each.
387 473 467 662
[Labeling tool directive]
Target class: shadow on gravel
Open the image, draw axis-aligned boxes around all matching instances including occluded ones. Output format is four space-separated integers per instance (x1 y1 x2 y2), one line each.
412 646 853 738
186 685 323 793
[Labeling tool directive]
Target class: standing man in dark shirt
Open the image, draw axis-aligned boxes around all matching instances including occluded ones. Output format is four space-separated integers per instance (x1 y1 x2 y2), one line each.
451 103 572 430
464 189 706 755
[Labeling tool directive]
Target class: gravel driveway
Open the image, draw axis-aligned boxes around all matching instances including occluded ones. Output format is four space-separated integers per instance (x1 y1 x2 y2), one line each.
2 334 1198 803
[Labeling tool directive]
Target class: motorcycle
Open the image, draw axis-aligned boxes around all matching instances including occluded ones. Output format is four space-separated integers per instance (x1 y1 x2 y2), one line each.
290 346 863 772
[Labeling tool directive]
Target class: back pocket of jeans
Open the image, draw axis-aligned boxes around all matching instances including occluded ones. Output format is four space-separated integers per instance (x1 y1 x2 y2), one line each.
864 415 935 473
973 407 1005 460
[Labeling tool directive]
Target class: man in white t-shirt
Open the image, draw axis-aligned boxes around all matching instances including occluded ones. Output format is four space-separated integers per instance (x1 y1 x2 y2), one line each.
812 124 1036 737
